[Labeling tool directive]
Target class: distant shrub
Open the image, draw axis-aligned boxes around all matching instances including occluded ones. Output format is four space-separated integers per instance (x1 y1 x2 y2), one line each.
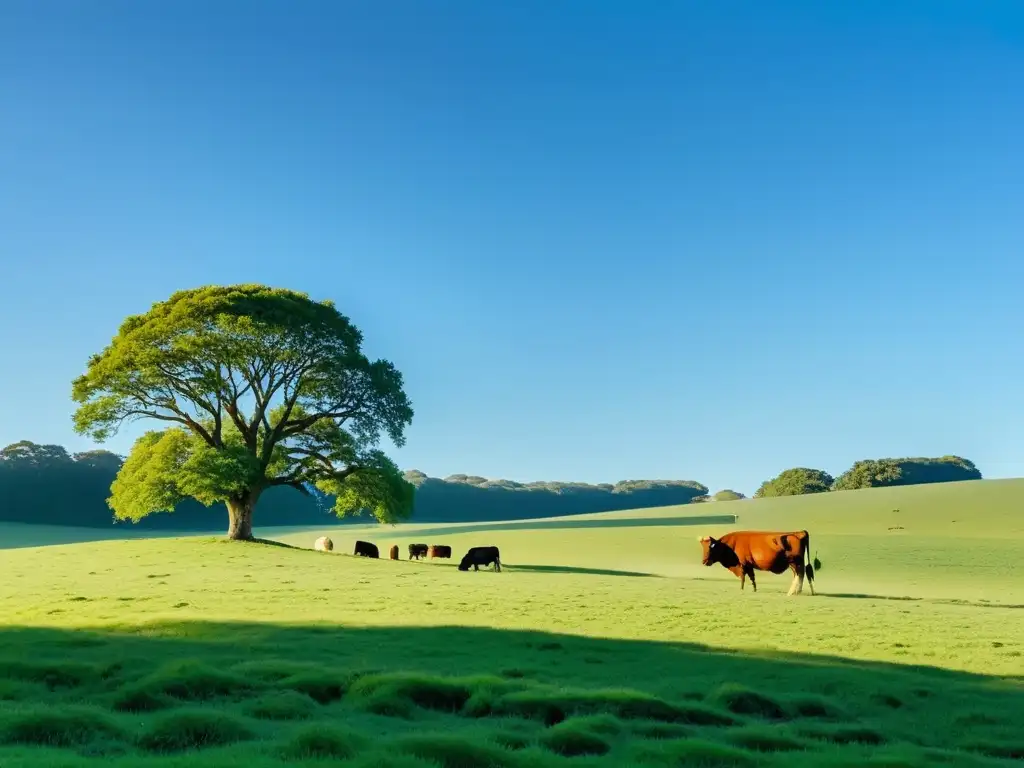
690 495 711 503
137 710 254 752
713 489 746 501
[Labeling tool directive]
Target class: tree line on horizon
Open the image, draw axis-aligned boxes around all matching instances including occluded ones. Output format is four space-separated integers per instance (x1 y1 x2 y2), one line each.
0 439 983 531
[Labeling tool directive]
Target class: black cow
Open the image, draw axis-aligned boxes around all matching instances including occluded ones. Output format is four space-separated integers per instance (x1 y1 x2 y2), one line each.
354 540 379 558
408 543 428 560
458 546 501 572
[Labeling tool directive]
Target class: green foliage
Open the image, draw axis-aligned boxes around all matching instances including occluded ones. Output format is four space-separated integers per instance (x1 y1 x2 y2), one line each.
833 455 982 491
754 467 834 498
70 284 415 536
712 489 745 501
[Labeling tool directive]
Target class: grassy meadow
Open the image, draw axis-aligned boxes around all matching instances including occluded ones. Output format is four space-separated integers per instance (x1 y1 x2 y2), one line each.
0 479 1021 766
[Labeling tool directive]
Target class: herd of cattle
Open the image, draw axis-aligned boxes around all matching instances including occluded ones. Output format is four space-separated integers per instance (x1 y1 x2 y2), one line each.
310 528 819 594
313 536 502 572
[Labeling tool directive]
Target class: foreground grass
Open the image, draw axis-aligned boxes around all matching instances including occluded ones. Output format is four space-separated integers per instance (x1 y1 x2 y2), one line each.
1 531 1022 767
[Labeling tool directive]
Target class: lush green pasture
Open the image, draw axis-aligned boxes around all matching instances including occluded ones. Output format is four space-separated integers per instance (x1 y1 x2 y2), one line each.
0 480 1021 766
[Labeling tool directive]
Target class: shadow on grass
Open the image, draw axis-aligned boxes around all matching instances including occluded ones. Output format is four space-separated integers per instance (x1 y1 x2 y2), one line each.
381 514 739 540
819 592 1024 610
507 564 662 578
0 621 1020 764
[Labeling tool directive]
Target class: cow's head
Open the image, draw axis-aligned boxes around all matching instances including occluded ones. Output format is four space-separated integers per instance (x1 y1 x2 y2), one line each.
457 555 472 571
698 536 719 566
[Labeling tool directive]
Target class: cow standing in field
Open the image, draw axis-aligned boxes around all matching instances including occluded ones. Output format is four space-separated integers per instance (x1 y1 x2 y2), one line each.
408 543 428 560
458 546 501 572
389 545 399 560
354 540 379 558
698 530 818 596
429 545 452 559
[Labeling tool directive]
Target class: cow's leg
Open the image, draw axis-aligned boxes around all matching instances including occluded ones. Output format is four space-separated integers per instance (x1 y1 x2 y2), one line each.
747 566 757 593
739 569 746 590
787 562 804 596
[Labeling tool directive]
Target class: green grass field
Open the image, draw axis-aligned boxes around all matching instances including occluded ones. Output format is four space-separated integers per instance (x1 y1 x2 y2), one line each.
0 479 1021 766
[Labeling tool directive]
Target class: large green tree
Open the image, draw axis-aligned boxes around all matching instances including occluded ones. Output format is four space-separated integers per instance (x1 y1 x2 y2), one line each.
754 467 834 498
71 284 415 540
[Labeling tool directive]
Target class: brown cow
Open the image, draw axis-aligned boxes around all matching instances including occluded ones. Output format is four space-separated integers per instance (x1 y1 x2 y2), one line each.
389 544 399 560
429 545 452 559
698 530 818 596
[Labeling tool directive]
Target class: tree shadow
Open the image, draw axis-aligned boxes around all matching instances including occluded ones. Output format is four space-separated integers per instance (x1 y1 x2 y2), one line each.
819 592 1024 610
392 514 739 539
505 563 662 578
0 621 1020 764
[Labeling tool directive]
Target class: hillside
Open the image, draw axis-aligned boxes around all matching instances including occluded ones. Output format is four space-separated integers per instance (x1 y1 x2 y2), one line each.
265 478 1024 604
1 477 1021 766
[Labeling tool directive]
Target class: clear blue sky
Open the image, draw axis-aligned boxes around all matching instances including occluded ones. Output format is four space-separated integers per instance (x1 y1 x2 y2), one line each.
1 1 1022 496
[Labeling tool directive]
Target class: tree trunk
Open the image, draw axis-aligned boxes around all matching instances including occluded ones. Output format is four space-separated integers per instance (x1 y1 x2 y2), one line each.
226 493 258 541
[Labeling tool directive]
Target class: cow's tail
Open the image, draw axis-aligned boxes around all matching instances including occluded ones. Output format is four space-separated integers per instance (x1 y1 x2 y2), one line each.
803 531 821 584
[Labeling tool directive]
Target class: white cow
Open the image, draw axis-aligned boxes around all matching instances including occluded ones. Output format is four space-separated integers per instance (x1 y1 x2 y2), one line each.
314 536 334 552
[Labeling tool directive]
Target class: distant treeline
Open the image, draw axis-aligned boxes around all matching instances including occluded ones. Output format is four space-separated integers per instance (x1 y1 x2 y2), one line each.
0 441 985 530
755 456 982 498
0 441 709 530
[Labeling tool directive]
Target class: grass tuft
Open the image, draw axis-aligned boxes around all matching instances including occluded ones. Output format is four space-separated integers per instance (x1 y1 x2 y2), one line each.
278 671 351 704
111 686 171 713
244 689 319 720
128 658 256 702
633 737 758 766
960 740 1024 760
349 672 476 716
495 686 735 726
542 718 613 757
708 683 788 720
398 734 518 768
0 707 125 748
800 724 887 745
279 724 366 760
0 659 98 689
136 710 254 752
727 725 810 752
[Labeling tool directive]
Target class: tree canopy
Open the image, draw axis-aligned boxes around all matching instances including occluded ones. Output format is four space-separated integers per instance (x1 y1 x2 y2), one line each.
70 284 415 539
832 455 982 491
754 468 834 498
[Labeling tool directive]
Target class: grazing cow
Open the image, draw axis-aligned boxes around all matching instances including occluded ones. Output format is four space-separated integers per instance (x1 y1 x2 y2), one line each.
429 545 452 559
313 536 334 552
389 544 399 560
408 543 428 560
458 546 501 572
698 530 817 595
354 540 379 559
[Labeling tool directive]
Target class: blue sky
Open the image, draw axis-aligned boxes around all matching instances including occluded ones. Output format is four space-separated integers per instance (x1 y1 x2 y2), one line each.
1 1 1022 496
